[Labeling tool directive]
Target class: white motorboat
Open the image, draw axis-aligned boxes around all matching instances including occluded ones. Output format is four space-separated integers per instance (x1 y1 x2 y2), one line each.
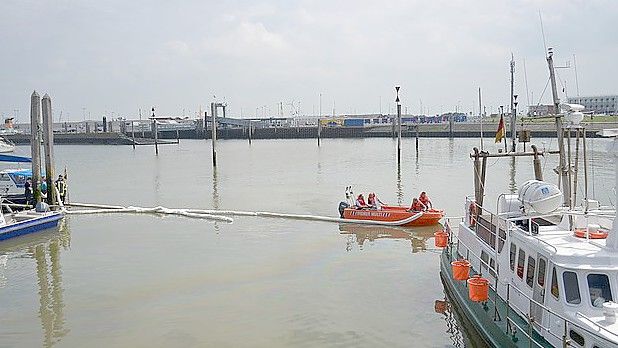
440 49 618 347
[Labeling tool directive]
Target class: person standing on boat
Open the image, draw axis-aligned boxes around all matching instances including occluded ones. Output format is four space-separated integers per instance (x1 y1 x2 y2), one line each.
419 192 432 209
55 175 67 203
24 177 32 205
410 198 426 212
355 194 367 209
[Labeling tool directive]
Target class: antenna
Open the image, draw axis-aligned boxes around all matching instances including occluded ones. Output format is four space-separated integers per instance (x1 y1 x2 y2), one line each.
523 58 531 107
573 54 580 96
539 11 548 54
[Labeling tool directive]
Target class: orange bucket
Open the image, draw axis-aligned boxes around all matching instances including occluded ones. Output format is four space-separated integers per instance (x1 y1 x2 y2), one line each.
467 275 489 302
451 260 471 281
434 231 448 248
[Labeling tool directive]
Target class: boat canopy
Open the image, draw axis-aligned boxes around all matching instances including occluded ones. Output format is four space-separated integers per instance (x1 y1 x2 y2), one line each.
0 154 31 163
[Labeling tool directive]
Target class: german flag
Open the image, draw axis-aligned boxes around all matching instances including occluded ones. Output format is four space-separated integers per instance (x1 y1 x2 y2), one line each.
495 115 505 143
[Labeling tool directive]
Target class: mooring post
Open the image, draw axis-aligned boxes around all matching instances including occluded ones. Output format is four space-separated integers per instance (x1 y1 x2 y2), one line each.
103 116 107 132
472 148 481 205
211 102 217 167
152 107 158 155
248 121 253 145
531 145 543 181
30 91 42 205
395 86 401 164
131 121 136 149
317 118 321 147
415 124 419 153
449 113 454 138
176 129 180 144
41 94 56 206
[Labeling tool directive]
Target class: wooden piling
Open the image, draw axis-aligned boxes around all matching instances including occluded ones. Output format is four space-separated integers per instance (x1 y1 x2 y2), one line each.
397 103 401 163
531 145 543 181
317 118 321 147
131 121 136 149
152 107 158 155
41 94 56 206
248 121 253 145
395 86 401 164
415 124 419 153
30 91 42 205
211 103 217 167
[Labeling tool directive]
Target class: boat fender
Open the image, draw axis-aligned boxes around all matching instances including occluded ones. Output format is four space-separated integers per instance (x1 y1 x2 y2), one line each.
338 202 349 218
35 202 50 213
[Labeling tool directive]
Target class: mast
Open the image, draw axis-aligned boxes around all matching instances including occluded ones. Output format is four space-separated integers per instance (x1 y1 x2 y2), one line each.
478 87 483 151
510 54 516 152
547 48 571 208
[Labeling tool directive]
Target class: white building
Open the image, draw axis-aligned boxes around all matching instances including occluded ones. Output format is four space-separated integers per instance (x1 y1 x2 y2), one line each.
567 95 618 115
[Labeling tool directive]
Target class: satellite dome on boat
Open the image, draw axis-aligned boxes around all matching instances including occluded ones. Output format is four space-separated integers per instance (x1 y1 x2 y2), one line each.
518 180 563 214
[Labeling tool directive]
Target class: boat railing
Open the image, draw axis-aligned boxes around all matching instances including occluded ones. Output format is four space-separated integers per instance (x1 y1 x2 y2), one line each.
576 311 618 340
451 220 617 347
507 217 559 255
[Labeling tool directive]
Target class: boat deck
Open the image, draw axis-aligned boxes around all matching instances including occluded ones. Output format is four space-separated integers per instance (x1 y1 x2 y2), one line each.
441 243 553 347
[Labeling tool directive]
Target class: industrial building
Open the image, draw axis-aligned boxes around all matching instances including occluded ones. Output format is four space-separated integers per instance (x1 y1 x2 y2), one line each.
567 95 618 115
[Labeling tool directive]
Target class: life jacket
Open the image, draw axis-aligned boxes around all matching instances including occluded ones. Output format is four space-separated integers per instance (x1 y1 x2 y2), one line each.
411 201 424 211
419 195 430 206
56 180 67 195
356 196 366 206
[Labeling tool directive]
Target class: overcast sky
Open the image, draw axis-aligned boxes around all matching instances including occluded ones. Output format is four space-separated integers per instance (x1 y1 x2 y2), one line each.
1 0 616 122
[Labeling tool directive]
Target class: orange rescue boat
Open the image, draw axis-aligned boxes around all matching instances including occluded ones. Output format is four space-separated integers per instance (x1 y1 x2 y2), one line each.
341 205 444 227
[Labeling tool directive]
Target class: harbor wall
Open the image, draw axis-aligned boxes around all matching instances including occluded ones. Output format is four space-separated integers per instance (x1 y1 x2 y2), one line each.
6 122 618 145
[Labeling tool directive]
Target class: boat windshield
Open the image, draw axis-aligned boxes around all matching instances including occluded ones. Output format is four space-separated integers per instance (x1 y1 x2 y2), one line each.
8 172 28 187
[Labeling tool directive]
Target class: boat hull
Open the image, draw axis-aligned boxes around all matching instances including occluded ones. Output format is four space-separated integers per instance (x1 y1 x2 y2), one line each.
0 211 64 241
342 207 443 226
440 246 553 347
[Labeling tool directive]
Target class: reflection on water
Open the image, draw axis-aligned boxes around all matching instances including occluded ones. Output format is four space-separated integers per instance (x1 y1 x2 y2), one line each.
339 224 442 253
434 296 465 348
2 222 70 347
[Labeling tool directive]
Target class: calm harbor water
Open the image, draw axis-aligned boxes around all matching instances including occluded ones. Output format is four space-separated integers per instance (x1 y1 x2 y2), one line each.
0 137 614 347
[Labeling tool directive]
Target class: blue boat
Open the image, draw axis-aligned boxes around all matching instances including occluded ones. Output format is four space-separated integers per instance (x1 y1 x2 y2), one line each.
0 153 65 240
0 210 64 241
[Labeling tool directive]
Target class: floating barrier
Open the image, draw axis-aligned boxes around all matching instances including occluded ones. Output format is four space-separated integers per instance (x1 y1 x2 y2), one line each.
451 260 471 281
467 275 489 302
64 202 427 226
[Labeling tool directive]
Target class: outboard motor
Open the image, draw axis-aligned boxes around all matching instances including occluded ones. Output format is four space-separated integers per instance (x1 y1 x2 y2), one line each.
338 201 349 218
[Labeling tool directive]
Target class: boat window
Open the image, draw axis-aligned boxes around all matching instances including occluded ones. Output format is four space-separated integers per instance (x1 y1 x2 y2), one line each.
569 330 585 347
564 271 581 304
526 256 535 288
489 258 496 278
509 243 516 271
587 274 613 308
481 250 489 273
517 249 525 279
537 258 546 287
551 267 559 299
